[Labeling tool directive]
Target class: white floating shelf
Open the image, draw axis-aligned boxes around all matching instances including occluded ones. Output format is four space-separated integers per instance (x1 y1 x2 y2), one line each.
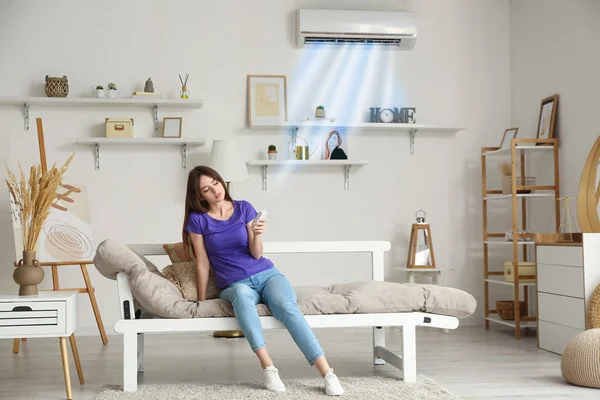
247 159 370 191
0 96 203 131
484 193 556 200
484 240 535 246
485 276 536 287
486 315 537 329
248 122 464 156
76 137 206 170
483 145 554 157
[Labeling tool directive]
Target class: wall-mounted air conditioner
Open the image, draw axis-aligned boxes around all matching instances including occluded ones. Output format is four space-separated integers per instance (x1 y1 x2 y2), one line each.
296 9 417 50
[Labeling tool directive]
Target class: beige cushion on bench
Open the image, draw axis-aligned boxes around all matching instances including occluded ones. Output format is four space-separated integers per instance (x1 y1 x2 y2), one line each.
93 239 477 320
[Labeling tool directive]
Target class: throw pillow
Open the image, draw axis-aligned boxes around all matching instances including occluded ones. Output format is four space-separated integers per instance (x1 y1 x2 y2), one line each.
163 242 195 263
162 261 220 301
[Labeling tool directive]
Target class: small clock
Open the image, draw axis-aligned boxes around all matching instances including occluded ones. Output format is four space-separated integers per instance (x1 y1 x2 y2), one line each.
379 108 395 123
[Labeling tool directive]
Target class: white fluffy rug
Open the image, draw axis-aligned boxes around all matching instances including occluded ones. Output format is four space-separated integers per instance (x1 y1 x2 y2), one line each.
95 375 459 399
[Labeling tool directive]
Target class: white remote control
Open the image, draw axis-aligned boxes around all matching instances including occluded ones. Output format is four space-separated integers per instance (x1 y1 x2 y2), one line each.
252 210 268 226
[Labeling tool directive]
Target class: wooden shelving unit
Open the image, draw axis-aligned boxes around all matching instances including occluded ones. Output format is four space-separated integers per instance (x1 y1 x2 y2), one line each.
481 138 560 339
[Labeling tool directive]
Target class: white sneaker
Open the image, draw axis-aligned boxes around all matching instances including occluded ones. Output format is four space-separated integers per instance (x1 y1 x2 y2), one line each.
324 369 344 396
264 365 286 392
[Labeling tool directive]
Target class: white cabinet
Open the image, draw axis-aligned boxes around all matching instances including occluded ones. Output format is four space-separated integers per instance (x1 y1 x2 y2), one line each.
536 233 600 355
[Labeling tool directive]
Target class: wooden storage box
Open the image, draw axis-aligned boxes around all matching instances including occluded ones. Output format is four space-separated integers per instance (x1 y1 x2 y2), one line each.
105 118 134 138
504 261 536 283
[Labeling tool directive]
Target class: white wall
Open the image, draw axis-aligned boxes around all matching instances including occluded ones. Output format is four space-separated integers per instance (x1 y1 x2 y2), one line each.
0 0 511 335
511 0 600 224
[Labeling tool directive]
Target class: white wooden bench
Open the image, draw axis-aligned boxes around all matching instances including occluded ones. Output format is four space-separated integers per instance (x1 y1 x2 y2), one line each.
112 241 459 392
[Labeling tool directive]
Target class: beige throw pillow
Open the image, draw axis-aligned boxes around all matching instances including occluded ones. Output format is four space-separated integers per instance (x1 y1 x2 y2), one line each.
162 242 220 301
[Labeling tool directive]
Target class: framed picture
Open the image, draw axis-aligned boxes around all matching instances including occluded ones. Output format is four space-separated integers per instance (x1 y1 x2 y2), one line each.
323 129 348 160
163 117 182 138
536 94 558 140
499 127 519 149
247 75 287 127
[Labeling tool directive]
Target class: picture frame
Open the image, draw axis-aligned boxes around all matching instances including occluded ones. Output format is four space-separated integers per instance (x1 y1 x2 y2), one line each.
499 127 519 149
247 74 287 127
536 94 559 141
163 117 182 138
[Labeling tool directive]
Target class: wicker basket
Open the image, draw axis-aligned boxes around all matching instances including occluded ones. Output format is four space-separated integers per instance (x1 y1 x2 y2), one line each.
496 300 527 320
45 75 69 97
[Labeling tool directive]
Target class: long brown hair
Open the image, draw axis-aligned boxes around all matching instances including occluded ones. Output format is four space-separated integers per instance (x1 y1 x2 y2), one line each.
182 165 233 249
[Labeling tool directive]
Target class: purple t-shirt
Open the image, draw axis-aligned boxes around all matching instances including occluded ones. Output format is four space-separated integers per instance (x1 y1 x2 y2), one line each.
185 200 274 289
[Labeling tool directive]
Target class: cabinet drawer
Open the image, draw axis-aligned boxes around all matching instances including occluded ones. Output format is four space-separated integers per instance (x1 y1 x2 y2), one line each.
538 320 582 355
538 292 585 330
0 301 66 336
537 245 582 267
537 264 584 298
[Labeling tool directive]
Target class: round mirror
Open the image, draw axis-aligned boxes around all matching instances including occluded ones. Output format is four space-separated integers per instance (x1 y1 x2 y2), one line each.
578 135 600 232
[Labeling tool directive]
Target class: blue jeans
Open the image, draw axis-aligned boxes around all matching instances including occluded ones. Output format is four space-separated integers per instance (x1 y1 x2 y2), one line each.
219 267 325 365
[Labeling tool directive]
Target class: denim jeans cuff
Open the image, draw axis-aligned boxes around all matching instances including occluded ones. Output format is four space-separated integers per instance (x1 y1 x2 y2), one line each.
251 342 267 352
308 352 325 366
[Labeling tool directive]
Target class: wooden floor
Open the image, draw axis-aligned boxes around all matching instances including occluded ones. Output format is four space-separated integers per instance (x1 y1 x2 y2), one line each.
1 325 597 399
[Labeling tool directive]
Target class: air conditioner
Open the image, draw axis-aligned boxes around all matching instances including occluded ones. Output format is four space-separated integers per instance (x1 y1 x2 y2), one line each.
296 9 417 49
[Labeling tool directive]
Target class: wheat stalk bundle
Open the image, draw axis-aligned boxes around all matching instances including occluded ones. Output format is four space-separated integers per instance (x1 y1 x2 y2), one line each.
5 153 75 252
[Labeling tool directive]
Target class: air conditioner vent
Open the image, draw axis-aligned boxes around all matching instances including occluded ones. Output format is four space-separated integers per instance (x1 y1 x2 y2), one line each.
304 37 402 46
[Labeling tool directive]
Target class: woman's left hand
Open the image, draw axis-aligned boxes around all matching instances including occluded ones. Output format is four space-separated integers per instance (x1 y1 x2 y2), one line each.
251 219 266 235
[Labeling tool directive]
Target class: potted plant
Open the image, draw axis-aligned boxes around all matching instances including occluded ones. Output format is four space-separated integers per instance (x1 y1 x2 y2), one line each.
315 105 326 119
107 82 117 98
6 153 76 296
95 85 104 98
268 144 277 160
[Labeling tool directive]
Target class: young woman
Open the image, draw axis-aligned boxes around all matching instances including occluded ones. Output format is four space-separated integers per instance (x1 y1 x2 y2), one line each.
182 165 344 396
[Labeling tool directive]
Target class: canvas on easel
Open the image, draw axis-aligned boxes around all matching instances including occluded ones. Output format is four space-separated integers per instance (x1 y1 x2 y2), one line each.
37 184 94 263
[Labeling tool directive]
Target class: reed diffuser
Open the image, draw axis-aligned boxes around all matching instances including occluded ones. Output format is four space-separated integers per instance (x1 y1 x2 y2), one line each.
5 153 75 295
179 73 189 99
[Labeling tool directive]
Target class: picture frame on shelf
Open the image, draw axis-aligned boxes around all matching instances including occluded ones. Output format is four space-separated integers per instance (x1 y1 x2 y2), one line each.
247 74 287 127
499 127 519 149
162 117 182 138
536 94 558 141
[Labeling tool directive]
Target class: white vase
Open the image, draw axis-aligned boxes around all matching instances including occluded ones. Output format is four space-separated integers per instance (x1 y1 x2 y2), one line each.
107 89 117 98
268 152 277 160
95 89 104 98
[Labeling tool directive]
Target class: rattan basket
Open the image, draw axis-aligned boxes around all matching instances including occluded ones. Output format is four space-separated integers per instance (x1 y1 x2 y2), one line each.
496 300 527 320
45 75 69 97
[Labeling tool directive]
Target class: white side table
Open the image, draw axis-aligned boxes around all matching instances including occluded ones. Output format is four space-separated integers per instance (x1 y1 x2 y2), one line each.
0 290 83 400
396 267 449 285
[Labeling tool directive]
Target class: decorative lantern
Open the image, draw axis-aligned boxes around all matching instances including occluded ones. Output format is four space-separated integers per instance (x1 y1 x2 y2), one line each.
406 210 436 269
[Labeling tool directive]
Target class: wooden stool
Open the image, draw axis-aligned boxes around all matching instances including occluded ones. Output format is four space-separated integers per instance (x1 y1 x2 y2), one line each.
13 260 108 353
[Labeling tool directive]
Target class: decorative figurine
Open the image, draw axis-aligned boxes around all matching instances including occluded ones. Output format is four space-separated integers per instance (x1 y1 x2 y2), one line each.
144 78 154 93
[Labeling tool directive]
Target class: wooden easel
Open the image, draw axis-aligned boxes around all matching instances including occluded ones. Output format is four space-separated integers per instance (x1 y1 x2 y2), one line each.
13 118 108 353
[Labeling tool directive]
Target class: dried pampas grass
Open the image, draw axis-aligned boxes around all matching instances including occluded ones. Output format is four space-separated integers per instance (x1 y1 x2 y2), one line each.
500 162 514 176
5 153 76 252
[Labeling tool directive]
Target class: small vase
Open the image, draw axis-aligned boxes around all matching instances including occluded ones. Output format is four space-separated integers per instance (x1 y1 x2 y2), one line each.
13 251 44 296
315 108 326 119
107 89 117 98
268 151 277 160
95 89 105 98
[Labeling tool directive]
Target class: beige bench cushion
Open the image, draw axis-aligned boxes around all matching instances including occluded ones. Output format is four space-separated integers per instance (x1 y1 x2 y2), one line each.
94 239 476 320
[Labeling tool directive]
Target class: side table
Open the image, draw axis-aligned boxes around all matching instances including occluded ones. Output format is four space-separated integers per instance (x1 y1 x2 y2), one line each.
0 290 84 400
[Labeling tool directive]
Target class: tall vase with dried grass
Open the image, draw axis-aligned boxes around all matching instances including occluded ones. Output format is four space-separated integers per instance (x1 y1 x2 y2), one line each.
5 154 75 296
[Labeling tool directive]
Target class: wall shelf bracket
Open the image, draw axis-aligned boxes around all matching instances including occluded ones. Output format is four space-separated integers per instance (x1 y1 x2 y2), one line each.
24 103 30 131
94 143 100 170
344 165 351 190
409 129 417 155
261 165 268 191
153 105 159 131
